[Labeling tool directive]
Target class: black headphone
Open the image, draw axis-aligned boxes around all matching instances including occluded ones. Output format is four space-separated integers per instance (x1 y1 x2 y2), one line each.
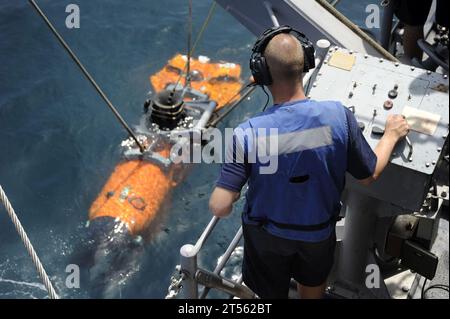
250 25 316 86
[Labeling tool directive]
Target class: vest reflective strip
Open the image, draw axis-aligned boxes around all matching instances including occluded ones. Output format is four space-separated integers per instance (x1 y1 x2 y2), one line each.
256 126 333 157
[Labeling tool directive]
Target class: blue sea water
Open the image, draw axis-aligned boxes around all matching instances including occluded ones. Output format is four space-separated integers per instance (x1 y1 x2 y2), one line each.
0 0 376 299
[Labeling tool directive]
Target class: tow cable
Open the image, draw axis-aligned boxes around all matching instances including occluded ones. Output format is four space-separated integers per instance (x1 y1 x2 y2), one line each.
28 0 146 153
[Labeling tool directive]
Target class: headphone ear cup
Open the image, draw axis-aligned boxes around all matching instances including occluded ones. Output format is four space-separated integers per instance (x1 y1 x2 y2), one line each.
250 55 263 85
302 42 316 73
250 54 272 86
258 56 272 86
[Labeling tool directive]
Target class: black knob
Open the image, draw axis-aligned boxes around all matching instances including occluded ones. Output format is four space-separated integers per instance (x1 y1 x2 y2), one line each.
388 89 398 99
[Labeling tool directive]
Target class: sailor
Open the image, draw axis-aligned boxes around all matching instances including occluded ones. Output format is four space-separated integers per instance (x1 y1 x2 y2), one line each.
208 26 409 299
393 0 449 62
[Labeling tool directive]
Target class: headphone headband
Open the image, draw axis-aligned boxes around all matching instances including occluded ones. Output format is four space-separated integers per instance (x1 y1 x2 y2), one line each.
252 26 294 53
250 25 316 86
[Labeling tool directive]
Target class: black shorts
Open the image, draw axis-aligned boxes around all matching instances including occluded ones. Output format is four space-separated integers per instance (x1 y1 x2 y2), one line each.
242 223 336 299
394 0 448 28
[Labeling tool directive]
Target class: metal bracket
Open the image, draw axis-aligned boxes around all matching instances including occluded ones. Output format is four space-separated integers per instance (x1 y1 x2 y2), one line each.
195 268 257 299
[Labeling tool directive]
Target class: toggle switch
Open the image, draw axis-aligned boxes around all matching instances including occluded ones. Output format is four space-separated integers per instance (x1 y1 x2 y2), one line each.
358 122 365 131
372 126 385 136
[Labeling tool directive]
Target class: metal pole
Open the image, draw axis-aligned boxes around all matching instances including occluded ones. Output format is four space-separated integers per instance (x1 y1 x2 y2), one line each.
303 38 330 92
208 85 256 128
196 268 257 299
193 216 220 253
315 0 398 62
178 217 222 299
337 190 378 284
28 0 145 153
180 244 198 299
263 1 280 27
195 101 217 130
380 0 395 50
213 227 243 275
200 227 243 298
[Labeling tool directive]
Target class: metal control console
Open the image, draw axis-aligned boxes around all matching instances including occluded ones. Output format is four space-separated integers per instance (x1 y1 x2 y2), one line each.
308 48 449 212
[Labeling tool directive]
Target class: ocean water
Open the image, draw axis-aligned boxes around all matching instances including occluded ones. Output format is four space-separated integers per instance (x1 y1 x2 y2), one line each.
0 0 376 299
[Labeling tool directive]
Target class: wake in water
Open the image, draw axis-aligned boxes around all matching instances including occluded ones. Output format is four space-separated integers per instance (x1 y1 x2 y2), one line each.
0 278 47 299
71 218 144 298
0 259 48 299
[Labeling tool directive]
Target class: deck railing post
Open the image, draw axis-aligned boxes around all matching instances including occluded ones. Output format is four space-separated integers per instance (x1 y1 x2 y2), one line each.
180 244 198 299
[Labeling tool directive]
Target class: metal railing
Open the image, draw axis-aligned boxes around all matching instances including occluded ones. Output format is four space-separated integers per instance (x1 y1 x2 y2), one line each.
175 217 257 299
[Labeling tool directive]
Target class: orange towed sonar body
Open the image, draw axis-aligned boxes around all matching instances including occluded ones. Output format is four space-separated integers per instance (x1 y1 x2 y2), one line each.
89 54 243 236
89 149 175 235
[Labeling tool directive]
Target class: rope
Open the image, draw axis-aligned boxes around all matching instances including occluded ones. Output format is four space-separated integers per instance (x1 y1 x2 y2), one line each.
0 185 59 299
315 0 398 62
186 0 193 88
173 1 217 90
191 2 217 57
28 0 145 153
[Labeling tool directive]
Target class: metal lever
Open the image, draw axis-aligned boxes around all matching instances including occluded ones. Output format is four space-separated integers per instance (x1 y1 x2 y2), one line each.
405 136 413 162
372 126 414 161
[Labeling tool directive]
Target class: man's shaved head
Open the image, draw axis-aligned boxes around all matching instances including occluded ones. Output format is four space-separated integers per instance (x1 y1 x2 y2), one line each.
264 33 304 84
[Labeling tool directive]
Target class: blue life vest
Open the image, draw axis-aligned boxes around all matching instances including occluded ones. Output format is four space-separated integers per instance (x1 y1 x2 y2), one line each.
239 99 349 242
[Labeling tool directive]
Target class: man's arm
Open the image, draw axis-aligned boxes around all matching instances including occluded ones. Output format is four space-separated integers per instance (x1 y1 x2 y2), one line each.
360 114 409 185
209 128 250 218
209 187 240 218
345 108 409 185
